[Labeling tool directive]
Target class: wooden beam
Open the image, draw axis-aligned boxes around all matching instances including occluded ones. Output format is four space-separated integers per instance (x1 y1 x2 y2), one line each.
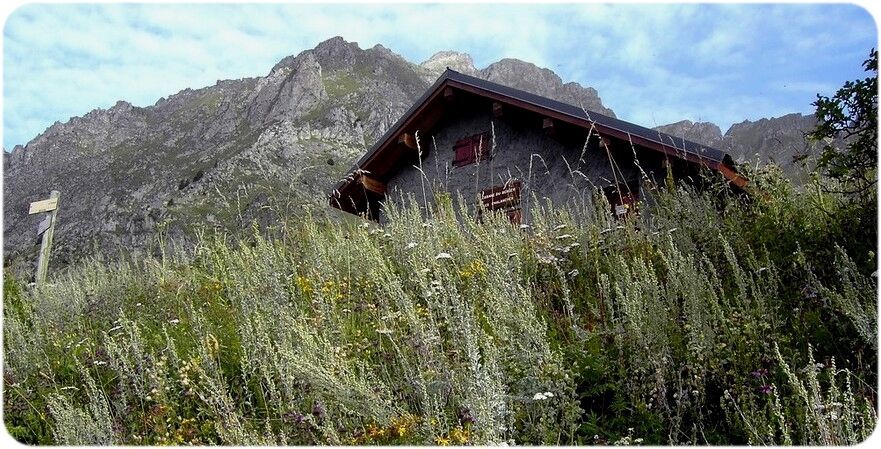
444 86 455 100
718 164 749 189
398 132 417 150
542 117 555 136
492 101 504 118
358 174 387 195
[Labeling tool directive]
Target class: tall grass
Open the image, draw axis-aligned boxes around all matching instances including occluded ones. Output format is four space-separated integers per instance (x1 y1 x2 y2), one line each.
3 171 876 445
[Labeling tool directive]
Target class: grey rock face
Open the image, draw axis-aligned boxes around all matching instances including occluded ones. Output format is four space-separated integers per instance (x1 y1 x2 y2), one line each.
653 120 724 149
655 113 821 181
3 35 813 274
480 58 615 117
420 51 480 78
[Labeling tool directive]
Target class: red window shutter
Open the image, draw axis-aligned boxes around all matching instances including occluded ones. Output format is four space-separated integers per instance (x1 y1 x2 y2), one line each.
453 132 491 167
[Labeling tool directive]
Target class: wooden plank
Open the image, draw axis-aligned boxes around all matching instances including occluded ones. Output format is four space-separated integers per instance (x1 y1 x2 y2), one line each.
492 102 504 117
444 86 455 100
359 175 387 195
36 216 50 236
29 197 58 214
718 164 749 189
398 132 417 150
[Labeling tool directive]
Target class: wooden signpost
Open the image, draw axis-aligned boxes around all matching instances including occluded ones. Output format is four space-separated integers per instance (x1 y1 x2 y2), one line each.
29 190 60 285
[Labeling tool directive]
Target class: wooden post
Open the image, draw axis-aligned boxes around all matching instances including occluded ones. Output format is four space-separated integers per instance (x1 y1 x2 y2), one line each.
29 190 60 285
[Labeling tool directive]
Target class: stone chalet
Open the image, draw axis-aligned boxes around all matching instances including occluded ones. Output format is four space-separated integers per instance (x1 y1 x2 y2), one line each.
329 69 746 223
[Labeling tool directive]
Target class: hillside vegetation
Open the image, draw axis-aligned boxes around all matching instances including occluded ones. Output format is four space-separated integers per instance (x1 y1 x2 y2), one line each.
4 166 876 445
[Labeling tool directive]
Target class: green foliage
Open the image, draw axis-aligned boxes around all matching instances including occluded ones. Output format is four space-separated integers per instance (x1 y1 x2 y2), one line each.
809 48 877 196
3 174 876 445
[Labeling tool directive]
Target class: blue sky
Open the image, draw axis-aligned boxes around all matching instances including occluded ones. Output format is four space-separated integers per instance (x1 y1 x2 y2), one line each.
2 2 877 150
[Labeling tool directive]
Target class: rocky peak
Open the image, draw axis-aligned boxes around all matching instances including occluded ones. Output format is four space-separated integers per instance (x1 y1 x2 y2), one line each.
479 58 615 117
420 51 478 76
653 120 724 148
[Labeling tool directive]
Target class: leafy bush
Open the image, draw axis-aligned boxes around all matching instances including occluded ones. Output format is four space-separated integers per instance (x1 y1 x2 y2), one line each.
3 171 876 444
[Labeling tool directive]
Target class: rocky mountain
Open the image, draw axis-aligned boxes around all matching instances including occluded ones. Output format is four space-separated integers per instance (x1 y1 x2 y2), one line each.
3 36 619 273
4 36 822 275
653 114 821 181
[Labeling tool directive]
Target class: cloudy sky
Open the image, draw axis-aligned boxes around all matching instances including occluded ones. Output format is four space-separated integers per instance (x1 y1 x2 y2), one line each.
2 2 877 150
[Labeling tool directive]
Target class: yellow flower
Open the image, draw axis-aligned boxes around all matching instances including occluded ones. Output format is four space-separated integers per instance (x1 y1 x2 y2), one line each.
435 436 451 446
451 426 470 444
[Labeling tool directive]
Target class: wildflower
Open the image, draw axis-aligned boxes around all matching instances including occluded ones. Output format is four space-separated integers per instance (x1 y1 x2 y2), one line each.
533 391 554 400
436 252 453 260
406 242 418 250
451 426 470 444
458 407 475 425
751 368 768 378
757 384 772 394
519 224 531 230
435 436 450 446
93 360 107 366
282 411 306 425
169 319 180 325
312 401 326 421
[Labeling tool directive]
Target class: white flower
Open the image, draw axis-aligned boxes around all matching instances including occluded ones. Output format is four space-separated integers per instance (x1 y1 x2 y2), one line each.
519 224 531 229
533 391 554 400
169 319 180 325
406 242 418 250
435 252 453 260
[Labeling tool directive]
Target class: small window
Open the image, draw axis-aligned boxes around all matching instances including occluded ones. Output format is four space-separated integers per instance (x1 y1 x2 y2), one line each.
480 180 522 224
453 132 491 167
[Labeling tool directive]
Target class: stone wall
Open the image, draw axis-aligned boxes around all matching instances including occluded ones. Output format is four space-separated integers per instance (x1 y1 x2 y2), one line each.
383 108 661 223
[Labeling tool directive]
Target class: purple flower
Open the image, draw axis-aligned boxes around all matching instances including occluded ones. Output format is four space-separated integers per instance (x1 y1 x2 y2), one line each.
751 368 768 378
458 407 475 425
312 401 326 421
757 384 772 394
283 411 306 425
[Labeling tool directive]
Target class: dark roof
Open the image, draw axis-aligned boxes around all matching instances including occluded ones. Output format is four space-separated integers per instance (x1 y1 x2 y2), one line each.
333 69 741 198
444 69 732 165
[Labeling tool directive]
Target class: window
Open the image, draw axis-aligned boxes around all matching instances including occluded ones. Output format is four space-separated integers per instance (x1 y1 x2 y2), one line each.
453 132 491 167
480 180 522 224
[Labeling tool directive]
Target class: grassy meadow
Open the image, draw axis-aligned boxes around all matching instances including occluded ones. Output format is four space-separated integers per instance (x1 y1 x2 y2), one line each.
3 166 877 445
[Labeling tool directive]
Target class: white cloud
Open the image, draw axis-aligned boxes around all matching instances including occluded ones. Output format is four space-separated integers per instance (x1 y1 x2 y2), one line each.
2 3 876 148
